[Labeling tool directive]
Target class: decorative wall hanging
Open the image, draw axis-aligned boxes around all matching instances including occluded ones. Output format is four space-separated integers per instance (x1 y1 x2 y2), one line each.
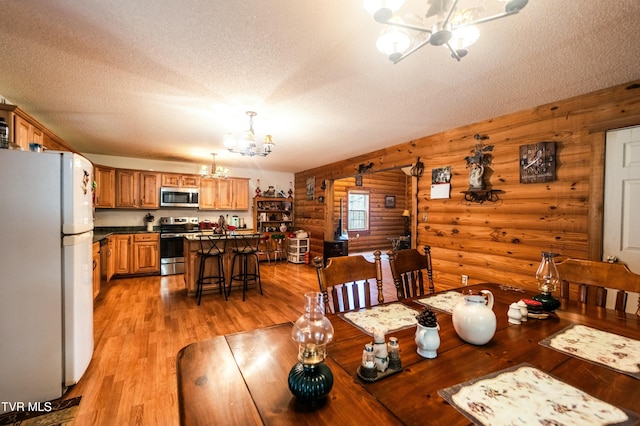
306 177 315 200
519 141 556 183
385 195 396 208
355 175 363 186
464 134 493 190
431 166 451 199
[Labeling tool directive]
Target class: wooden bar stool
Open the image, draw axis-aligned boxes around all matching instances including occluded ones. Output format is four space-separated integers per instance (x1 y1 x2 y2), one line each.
196 234 227 305
228 233 263 301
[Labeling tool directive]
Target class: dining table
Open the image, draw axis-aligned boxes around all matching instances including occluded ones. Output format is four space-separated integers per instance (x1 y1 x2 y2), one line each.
176 283 640 425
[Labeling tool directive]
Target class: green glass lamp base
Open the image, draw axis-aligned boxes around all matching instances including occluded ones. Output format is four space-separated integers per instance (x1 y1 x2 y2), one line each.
288 361 333 403
532 292 561 312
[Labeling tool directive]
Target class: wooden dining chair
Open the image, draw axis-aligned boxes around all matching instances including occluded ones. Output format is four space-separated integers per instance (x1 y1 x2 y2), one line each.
387 245 435 299
314 251 384 313
556 258 640 315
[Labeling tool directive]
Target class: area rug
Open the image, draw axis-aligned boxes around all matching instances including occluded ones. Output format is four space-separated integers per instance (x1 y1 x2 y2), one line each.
0 396 81 426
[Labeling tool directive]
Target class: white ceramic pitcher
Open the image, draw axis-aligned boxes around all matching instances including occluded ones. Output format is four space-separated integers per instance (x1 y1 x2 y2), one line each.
452 290 496 345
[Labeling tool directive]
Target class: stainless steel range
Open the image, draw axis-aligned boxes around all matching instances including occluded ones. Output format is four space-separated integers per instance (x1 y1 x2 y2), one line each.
159 216 200 276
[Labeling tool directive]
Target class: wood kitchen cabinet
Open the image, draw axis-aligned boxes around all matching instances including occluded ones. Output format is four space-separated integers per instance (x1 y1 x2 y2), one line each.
94 165 116 208
132 233 160 274
199 177 250 210
115 169 160 209
92 242 101 299
106 236 115 282
113 234 133 275
111 233 160 276
161 173 200 188
14 115 43 151
0 103 74 152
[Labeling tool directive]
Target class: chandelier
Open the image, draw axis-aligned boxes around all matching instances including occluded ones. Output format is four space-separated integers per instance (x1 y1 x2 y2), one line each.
199 153 229 179
223 111 275 157
364 0 528 63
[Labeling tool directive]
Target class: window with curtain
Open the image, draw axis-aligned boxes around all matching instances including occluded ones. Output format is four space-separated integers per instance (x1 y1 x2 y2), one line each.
348 190 369 231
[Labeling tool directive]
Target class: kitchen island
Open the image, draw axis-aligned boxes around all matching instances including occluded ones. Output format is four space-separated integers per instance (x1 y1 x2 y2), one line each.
182 231 259 298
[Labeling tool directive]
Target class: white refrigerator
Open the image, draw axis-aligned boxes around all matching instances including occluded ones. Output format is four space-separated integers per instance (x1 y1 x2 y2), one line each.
0 149 94 412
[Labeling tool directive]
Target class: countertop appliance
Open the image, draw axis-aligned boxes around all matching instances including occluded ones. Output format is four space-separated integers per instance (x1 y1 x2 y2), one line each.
160 187 199 208
0 150 94 411
160 217 200 276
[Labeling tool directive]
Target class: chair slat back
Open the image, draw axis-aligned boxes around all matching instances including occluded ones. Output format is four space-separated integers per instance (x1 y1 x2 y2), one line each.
556 258 640 315
314 251 383 313
198 234 226 256
388 246 434 299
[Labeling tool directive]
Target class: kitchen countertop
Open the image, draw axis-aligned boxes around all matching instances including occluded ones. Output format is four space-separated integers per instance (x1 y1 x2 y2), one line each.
93 226 159 244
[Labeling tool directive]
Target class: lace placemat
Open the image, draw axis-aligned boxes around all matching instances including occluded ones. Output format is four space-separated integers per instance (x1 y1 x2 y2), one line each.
340 303 418 335
438 363 638 426
539 324 640 379
416 291 464 314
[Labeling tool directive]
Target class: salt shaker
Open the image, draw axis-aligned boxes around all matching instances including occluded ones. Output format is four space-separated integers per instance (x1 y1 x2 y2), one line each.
507 302 523 324
517 300 528 321
359 343 378 379
362 344 375 369
387 337 401 370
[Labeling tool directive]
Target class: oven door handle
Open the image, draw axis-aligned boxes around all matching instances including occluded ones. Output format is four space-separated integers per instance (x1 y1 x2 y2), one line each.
161 233 180 238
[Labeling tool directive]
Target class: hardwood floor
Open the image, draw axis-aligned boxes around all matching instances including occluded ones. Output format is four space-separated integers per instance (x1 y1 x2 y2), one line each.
66 255 399 425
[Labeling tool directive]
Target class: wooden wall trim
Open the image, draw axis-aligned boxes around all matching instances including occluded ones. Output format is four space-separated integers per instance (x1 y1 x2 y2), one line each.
588 132 605 261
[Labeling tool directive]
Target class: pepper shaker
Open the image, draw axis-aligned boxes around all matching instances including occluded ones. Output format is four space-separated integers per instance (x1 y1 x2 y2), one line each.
508 302 523 325
517 300 528 321
387 337 401 370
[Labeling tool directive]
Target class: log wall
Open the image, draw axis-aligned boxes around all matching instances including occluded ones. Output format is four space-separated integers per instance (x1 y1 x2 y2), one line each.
331 170 408 253
293 80 640 293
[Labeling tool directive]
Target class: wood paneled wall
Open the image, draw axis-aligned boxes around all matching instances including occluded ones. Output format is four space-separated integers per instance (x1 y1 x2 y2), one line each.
331 170 408 253
293 80 640 293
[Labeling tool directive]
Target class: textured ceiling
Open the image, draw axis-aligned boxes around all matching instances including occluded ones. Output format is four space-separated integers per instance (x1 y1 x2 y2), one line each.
1 0 639 173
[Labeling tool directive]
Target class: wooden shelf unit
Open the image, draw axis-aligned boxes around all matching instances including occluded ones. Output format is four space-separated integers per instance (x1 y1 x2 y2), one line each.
254 197 294 234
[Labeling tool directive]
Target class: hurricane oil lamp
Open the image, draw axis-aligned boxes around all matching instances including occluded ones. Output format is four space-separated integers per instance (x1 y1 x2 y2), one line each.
532 251 561 311
288 292 334 402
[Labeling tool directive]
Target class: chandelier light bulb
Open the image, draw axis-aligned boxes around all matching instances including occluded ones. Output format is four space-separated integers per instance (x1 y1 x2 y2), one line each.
451 25 480 49
376 19 410 57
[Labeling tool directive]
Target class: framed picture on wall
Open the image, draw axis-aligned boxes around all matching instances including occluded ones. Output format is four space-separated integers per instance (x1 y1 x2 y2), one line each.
306 176 315 200
355 175 363 186
385 195 395 208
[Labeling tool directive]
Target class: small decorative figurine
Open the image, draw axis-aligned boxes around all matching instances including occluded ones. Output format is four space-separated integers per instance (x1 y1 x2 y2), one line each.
255 179 262 198
372 328 389 372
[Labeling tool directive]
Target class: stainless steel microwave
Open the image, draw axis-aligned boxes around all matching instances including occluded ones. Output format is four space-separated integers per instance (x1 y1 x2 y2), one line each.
160 187 199 208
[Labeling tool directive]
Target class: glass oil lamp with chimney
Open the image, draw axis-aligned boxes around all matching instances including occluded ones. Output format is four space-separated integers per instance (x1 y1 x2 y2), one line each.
532 251 561 311
288 292 334 403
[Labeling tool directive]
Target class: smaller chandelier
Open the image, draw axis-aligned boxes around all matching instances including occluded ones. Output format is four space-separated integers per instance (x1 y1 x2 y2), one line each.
224 111 275 157
364 0 528 63
199 153 229 179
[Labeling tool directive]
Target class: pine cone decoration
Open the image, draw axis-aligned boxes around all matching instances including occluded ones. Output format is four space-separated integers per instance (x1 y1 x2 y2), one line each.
416 308 438 328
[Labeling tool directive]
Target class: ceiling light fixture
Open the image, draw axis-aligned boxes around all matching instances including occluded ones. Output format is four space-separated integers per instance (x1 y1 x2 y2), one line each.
200 153 230 179
223 111 275 157
364 0 528 63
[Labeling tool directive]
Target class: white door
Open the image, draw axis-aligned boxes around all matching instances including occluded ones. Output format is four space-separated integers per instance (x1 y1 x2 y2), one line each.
604 126 640 312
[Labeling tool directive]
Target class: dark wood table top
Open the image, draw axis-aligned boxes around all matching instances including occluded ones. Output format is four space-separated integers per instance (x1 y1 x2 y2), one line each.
176 283 640 425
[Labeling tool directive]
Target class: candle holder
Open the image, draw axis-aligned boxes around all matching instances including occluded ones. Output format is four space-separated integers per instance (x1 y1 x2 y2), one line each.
532 251 561 311
288 292 334 402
